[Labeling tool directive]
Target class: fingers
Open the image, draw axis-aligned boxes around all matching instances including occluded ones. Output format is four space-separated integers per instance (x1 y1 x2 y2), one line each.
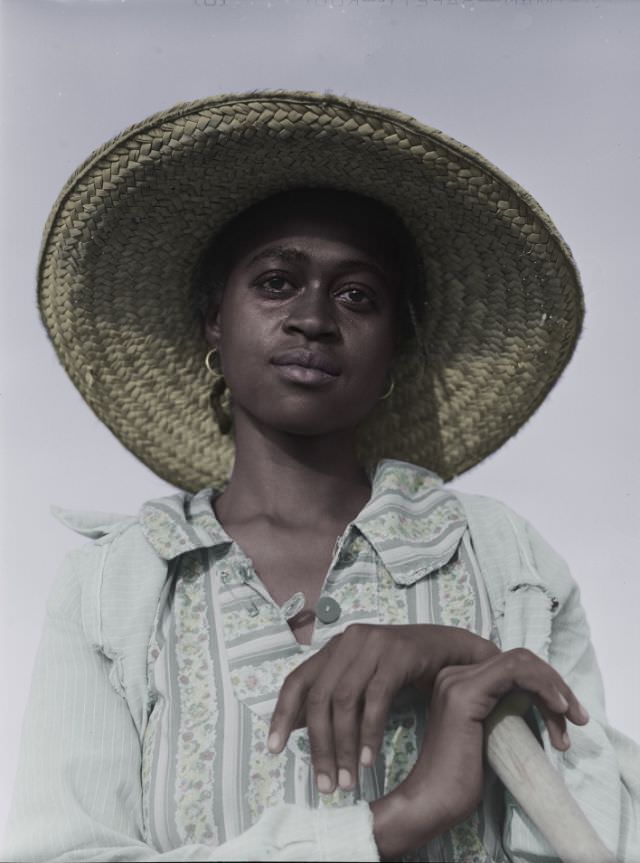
267 626 378 793
269 651 348 794
533 696 569 751
430 648 590 752
268 650 327 755
358 666 402 769
270 629 591 800
329 676 365 791
269 624 501 764
499 649 590 737
531 679 589 752
306 683 339 793
309 635 381 793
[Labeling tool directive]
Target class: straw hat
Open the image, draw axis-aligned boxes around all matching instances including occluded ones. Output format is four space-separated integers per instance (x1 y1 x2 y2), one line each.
38 89 583 492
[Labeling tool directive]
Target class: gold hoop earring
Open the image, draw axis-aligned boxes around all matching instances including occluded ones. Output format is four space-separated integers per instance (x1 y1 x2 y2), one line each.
204 347 219 375
379 373 395 401
204 348 233 435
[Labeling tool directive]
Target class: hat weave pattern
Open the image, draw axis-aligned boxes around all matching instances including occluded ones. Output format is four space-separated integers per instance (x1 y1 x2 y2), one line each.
38 90 583 491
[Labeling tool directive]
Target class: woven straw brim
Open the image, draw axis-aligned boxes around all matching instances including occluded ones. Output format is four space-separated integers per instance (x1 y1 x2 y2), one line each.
38 89 583 492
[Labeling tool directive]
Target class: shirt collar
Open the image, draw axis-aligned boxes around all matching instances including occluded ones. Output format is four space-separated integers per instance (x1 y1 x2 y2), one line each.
139 486 232 560
354 459 467 584
139 458 467 584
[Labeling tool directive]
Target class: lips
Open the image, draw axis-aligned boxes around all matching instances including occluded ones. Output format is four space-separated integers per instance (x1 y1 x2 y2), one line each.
271 348 341 376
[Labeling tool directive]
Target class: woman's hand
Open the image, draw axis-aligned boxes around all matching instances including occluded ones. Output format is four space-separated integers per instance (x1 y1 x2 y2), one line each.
267 622 500 793
369 647 591 861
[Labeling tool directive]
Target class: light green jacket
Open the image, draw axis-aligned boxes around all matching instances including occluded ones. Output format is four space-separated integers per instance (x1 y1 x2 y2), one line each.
4 488 639 862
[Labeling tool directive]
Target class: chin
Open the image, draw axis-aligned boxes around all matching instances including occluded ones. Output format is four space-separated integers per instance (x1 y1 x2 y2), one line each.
236 390 378 437
271 415 350 437
272 404 376 438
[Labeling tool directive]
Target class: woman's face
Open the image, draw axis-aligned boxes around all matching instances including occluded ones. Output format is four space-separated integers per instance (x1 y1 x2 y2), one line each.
205 205 402 438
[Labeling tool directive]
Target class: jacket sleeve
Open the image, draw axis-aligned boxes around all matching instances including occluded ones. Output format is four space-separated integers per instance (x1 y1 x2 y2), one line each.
3 545 379 863
501 508 640 863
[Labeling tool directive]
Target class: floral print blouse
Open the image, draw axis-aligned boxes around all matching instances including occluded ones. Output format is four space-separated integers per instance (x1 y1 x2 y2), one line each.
139 458 505 862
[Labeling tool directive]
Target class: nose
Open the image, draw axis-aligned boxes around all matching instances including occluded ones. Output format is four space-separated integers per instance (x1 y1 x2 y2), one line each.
282 286 340 341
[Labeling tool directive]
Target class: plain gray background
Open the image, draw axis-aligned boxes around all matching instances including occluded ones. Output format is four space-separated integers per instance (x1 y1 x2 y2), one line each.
2 0 639 835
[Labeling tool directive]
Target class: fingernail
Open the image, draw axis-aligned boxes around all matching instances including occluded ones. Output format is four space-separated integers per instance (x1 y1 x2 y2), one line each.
577 702 590 723
562 731 571 749
267 732 282 753
360 745 373 767
338 768 352 790
317 773 334 794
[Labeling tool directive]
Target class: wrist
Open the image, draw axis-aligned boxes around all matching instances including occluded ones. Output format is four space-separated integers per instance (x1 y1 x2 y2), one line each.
369 778 449 861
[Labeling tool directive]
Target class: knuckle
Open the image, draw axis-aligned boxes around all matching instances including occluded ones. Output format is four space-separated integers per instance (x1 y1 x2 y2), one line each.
435 676 466 709
361 706 385 734
507 647 537 666
365 676 391 701
309 741 332 761
461 630 498 660
433 666 456 689
386 640 406 664
431 668 453 699
280 668 295 689
366 627 386 649
307 688 330 710
325 633 344 654
343 622 367 639
333 687 358 710
282 664 305 690
477 637 501 660
361 694 386 726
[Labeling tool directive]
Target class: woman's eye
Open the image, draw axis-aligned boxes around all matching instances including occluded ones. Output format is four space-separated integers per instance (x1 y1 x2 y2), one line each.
338 286 375 307
256 275 292 294
253 276 375 307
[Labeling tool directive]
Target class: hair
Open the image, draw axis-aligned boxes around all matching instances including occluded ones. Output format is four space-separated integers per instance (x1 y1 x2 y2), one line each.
191 186 428 359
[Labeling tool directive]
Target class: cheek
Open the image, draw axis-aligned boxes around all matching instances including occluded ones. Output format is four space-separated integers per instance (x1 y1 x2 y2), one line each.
327 322 395 418
216 302 272 387
357 318 396 373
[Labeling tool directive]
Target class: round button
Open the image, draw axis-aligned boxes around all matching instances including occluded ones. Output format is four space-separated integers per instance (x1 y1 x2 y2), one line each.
315 596 341 624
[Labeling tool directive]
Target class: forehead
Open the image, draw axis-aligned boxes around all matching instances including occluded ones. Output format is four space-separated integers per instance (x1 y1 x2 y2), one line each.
228 204 402 272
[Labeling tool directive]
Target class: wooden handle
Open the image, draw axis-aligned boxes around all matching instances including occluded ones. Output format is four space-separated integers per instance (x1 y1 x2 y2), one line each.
484 693 617 863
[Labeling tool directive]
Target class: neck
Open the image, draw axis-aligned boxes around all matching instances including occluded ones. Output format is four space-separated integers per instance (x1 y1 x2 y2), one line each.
213 412 373 531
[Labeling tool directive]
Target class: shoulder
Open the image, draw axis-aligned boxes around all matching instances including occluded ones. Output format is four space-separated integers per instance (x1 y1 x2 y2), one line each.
449 488 513 524
449 487 578 606
451 488 530 555
47 493 189 649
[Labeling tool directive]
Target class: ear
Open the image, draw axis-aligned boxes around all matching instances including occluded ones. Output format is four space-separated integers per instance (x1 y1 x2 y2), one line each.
204 305 222 348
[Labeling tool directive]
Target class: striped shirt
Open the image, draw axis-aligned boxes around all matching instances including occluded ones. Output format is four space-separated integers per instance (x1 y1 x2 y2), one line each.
4 458 639 862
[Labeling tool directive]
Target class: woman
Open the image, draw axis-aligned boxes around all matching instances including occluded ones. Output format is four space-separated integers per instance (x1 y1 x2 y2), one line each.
5 91 639 862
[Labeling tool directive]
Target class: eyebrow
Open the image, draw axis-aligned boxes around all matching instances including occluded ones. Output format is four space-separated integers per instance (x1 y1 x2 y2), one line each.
245 245 391 280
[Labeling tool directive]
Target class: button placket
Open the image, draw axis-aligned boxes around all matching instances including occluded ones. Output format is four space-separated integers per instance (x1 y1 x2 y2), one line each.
311 535 383 651
312 531 357 628
218 560 276 623
280 591 306 621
